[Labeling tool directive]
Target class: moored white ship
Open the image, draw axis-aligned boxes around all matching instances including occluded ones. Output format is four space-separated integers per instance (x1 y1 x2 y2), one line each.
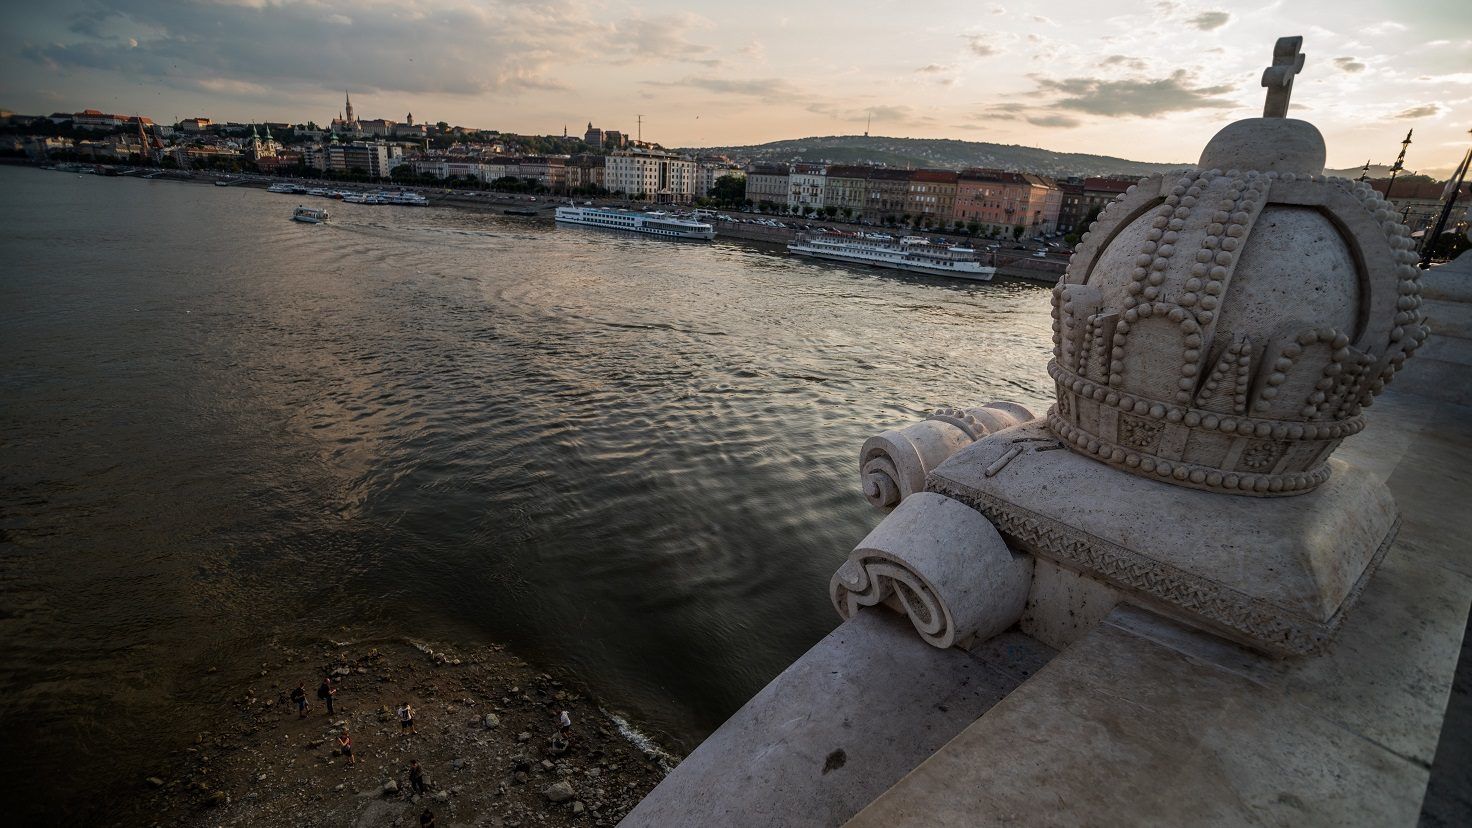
382 191 428 206
555 206 715 240
787 233 994 281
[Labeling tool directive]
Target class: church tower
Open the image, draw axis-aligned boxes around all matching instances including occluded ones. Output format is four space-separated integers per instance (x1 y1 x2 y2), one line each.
344 91 355 125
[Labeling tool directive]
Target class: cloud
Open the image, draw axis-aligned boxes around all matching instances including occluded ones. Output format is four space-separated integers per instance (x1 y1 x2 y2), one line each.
657 76 799 100
737 40 766 62
1025 113 1081 128
868 104 934 125
978 102 1027 121
1365 21 1408 35
1189 11 1230 31
1101 54 1148 71
807 101 936 127
913 64 958 86
607 12 717 66
972 101 1079 128
19 0 719 101
1033 70 1236 117
1394 103 1442 119
963 35 1000 57
1333 57 1366 73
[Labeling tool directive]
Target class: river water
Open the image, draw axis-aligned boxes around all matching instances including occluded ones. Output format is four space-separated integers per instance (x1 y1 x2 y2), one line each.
0 166 1054 821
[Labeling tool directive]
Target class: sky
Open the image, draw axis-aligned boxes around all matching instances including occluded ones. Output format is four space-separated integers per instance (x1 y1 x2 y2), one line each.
2 0 1469 173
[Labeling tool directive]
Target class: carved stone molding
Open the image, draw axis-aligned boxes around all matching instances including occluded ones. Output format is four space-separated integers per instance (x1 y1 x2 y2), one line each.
926 421 1400 656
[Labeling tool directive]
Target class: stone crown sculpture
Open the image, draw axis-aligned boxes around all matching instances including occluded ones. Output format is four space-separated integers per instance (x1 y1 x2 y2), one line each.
840 37 1410 659
1049 36 1430 496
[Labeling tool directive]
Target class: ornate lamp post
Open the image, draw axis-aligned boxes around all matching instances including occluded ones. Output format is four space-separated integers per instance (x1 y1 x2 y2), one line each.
1418 127 1472 266
1386 129 1412 201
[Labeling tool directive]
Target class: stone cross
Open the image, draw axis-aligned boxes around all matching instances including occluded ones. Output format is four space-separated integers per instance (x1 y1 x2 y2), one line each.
1261 36 1306 118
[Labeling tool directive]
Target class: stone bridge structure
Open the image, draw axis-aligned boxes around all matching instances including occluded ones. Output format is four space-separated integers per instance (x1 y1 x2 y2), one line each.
622 37 1470 828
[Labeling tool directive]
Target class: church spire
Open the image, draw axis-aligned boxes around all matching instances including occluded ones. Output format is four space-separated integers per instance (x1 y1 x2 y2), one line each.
344 90 355 124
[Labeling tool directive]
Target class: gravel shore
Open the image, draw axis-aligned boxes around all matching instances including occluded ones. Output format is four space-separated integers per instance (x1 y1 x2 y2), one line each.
138 639 672 827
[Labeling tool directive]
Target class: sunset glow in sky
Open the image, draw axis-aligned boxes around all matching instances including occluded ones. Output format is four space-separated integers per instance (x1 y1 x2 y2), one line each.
3 0 1469 172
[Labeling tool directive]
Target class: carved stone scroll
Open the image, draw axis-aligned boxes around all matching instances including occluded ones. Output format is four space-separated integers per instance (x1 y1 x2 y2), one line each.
831 493 1033 649
858 402 1033 509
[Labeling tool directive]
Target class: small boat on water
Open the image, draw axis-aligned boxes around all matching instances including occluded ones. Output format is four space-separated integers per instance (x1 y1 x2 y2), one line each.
787 232 995 281
292 205 329 224
554 205 715 240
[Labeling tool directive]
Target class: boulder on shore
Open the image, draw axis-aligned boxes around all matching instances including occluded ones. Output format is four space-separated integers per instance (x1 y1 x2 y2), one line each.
543 780 575 804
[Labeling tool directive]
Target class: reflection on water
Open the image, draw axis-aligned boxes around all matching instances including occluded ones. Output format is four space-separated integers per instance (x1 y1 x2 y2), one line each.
0 166 1054 822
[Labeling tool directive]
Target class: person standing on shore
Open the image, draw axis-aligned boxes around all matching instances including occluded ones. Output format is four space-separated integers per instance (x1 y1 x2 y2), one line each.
398 701 417 735
409 759 427 795
290 683 309 718
558 709 573 739
337 727 355 767
318 677 336 716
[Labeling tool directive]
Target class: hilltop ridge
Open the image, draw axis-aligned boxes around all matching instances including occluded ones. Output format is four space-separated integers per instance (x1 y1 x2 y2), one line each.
678 134 1387 180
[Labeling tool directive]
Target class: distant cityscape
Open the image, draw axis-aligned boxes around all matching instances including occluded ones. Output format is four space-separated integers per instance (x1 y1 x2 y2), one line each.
1 95 1465 241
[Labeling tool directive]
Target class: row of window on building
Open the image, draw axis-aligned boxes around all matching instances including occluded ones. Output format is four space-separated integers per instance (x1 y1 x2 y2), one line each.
742 163 1142 237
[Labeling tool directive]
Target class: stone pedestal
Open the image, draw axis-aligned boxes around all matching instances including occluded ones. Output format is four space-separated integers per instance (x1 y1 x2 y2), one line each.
927 420 1399 656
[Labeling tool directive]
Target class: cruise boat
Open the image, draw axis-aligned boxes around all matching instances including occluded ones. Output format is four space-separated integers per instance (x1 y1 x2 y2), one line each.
292 205 329 224
382 191 428 206
787 233 995 281
268 182 306 194
554 206 715 240
342 192 384 204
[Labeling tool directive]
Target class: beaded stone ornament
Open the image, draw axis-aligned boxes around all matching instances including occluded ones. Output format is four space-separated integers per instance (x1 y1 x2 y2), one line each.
1047 37 1428 496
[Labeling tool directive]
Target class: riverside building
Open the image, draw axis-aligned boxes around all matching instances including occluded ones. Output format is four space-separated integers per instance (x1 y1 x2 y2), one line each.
861 168 912 224
953 169 1063 238
566 154 607 191
306 139 403 178
787 163 827 213
744 164 790 210
906 170 959 227
823 166 871 220
1056 177 1134 235
605 149 697 203
696 163 743 198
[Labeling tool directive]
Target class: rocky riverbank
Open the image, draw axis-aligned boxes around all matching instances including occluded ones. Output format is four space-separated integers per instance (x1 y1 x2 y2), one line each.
137 639 672 828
